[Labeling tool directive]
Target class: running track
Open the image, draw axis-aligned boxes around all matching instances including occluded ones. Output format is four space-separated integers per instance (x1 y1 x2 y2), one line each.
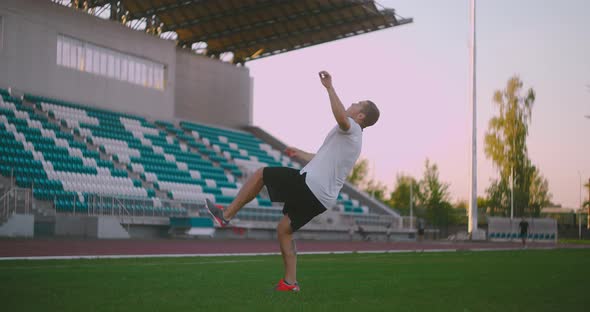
0 239 587 260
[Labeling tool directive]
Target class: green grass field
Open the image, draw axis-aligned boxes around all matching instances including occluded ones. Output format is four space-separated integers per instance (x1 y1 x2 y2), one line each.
0 249 587 312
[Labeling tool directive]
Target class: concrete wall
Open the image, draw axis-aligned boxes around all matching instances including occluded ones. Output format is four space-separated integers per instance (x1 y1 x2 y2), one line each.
0 214 34 237
175 50 253 127
55 215 129 238
0 0 176 119
55 215 97 237
97 216 130 239
127 224 169 239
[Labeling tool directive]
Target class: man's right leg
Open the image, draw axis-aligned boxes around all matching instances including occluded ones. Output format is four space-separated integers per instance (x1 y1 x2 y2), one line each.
205 167 264 226
223 168 265 220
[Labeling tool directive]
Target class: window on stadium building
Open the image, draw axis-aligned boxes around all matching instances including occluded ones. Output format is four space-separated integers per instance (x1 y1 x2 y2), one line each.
56 35 165 91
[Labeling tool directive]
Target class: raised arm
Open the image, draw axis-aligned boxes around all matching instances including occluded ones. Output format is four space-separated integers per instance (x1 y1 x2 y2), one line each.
319 71 350 131
285 146 315 163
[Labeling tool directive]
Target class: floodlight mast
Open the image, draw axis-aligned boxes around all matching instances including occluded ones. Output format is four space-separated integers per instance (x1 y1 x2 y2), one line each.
468 0 478 236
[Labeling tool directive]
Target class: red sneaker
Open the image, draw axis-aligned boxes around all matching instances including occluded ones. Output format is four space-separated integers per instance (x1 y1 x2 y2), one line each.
205 199 230 227
274 279 300 292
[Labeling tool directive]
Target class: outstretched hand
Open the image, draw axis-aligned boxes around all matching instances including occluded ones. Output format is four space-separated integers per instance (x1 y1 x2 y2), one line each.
319 71 333 89
285 146 315 162
284 146 300 158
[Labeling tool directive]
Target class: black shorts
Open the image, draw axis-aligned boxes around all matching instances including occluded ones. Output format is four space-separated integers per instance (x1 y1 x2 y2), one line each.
263 167 326 232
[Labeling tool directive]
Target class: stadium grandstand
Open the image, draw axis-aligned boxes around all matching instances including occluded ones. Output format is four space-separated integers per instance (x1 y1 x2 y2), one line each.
0 0 414 240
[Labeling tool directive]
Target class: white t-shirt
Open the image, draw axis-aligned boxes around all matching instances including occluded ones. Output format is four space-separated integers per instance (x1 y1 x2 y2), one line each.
300 117 362 209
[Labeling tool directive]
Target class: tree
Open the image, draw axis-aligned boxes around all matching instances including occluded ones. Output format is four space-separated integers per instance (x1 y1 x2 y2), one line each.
420 159 450 207
476 196 489 215
347 158 387 202
452 200 469 225
455 200 468 211
387 174 420 215
365 179 388 202
528 166 552 216
485 179 510 216
347 158 369 188
484 76 551 217
420 159 452 227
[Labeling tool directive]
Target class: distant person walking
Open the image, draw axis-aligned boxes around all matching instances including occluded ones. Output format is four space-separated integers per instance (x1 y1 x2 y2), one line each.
519 218 529 248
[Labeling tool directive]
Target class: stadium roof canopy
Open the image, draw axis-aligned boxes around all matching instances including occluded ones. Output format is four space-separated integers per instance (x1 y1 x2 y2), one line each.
80 0 412 64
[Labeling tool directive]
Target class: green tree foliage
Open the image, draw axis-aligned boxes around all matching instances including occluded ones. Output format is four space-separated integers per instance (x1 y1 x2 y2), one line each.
485 180 509 216
347 159 387 201
452 200 469 225
476 197 489 213
347 158 369 187
387 174 420 215
528 166 552 215
419 159 456 227
365 179 388 202
484 76 551 217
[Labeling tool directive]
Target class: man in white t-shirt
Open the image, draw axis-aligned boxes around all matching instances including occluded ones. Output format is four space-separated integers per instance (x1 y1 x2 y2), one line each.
206 70 380 292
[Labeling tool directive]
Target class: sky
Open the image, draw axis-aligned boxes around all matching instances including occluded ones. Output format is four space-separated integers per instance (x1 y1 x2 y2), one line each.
247 0 590 209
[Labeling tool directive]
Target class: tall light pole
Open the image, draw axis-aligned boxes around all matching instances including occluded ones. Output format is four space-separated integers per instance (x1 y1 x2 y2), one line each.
585 87 589 230
468 0 478 235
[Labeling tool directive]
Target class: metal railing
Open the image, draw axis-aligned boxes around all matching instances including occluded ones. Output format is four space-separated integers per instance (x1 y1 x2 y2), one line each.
0 187 33 222
55 194 205 218
49 191 281 221
344 212 407 229
86 195 131 217
400 216 416 230
47 191 409 231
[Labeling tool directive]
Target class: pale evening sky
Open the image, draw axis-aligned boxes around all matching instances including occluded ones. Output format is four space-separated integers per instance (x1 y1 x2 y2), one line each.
248 0 590 209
